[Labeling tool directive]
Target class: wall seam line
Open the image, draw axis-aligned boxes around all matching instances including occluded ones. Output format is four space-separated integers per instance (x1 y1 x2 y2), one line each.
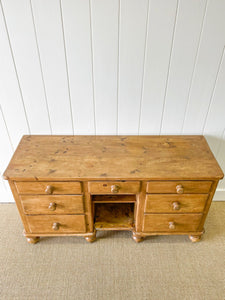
29 0 53 135
159 0 179 135
138 0 150 135
89 0 96 135
60 0 74 135
181 0 208 134
116 0 121 135
202 46 225 134
0 105 14 151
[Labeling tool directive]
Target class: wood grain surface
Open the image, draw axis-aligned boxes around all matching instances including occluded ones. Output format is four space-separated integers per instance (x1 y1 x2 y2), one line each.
3 135 224 181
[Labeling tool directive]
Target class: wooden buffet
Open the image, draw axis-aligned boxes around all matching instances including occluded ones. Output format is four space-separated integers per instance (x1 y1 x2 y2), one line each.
3 135 224 244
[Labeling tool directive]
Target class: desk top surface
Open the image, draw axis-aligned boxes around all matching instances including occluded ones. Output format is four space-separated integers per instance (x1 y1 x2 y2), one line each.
3 135 224 181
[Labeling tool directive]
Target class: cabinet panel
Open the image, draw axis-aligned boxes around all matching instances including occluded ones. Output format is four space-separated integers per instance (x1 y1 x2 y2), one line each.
145 194 208 213
146 181 212 194
143 213 202 232
15 181 82 194
21 195 84 215
26 215 86 233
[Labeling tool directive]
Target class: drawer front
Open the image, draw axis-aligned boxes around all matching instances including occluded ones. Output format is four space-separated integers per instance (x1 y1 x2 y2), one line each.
15 181 82 195
143 214 202 232
146 181 212 194
88 181 140 194
21 195 84 215
145 194 208 213
26 215 86 233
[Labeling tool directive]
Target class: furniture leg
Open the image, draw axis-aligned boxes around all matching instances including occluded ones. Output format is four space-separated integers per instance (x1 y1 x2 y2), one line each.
85 231 96 243
132 232 144 243
26 237 40 244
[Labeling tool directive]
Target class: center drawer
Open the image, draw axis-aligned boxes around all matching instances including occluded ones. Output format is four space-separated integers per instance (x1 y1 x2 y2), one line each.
88 181 140 194
26 215 86 233
145 194 208 213
20 195 84 215
15 181 82 195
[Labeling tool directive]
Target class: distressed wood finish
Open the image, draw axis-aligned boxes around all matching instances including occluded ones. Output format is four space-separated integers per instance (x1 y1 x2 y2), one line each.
3 135 223 181
3 135 224 244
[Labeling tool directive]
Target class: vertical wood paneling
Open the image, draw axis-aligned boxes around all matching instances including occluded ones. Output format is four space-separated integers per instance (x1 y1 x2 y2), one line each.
118 0 148 134
0 4 29 148
1 0 51 134
161 0 207 134
182 0 225 134
31 0 73 134
204 50 225 156
61 0 95 134
91 0 119 134
139 0 178 134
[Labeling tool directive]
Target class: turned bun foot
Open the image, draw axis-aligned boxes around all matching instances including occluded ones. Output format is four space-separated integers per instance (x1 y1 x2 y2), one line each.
26 237 40 244
85 232 96 243
189 235 202 243
132 233 144 243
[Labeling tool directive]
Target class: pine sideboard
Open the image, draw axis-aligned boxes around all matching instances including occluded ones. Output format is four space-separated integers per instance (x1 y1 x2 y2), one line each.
3 135 224 244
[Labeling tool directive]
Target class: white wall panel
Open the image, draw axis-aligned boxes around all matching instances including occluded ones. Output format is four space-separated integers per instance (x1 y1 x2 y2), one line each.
91 0 119 134
1 0 51 134
182 0 225 134
61 0 95 134
204 50 225 156
0 106 14 202
161 0 206 134
118 0 149 134
31 0 73 134
139 0 177 134
0 4 29 149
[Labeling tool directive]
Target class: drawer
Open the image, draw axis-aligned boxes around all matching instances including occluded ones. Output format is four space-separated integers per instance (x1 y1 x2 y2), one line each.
15 181 82 195
146 181 212 194
88 181 140 194
26 215 86 233
21 195 84 215
144 194 208 213
143 214 202 232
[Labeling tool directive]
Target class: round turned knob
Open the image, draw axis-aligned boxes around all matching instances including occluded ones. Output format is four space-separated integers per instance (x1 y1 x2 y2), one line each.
48 202 56 211
169 221 175 230
172 201 180 211
52 222 60 231
45 185 54 194
176 184 184 194
111 185 120 193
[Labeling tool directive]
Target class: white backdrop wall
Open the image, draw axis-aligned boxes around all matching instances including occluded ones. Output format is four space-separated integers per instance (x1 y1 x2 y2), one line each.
0 0 225 202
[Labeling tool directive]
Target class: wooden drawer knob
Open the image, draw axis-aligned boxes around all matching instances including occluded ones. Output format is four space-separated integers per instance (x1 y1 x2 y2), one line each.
52 222 60 231
45 185 54 194
111 185 120 193
48 202 56 211
169 221 175 230
176 184 184 194
172 201 180 210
